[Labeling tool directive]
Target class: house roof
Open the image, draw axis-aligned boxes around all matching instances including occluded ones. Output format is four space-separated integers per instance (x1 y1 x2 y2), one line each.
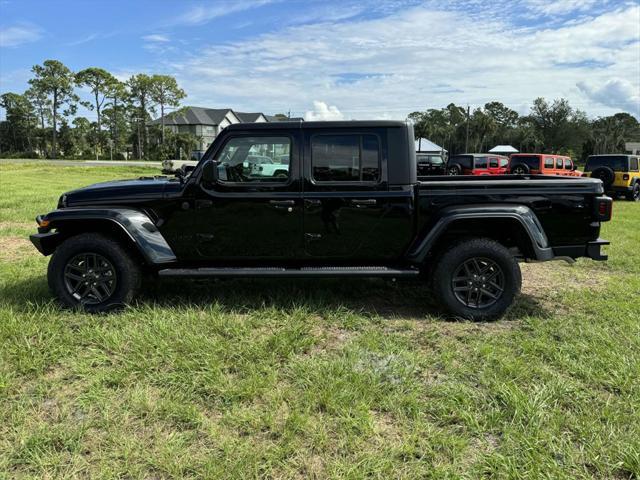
150 107 234 126
266 115 305 122
489 145 519 153
415 138 446 152
236 112 265 122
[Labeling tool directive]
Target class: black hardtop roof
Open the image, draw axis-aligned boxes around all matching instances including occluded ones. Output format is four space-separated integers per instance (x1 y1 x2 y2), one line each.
225 120 407 131
512 153 570 157
587 154 633 157
451 153 508 158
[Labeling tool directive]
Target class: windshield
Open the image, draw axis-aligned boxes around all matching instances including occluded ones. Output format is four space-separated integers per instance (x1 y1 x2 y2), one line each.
585 156 629 172
416 154 444 165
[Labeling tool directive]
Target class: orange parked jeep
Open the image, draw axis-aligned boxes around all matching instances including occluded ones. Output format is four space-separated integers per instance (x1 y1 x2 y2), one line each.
509 154 582 176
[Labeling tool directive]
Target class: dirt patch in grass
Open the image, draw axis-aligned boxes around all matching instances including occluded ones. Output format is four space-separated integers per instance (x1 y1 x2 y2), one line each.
0 236 33 262
0 221 34 231
521 261 610 295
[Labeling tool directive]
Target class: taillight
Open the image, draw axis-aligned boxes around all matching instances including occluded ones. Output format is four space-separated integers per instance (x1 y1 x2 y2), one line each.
594 196 612 222
623 174 629 181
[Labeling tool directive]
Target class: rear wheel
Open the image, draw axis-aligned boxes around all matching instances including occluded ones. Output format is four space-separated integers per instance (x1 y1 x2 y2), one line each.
626 182 640 201
48 233 142 312
447 164 461 176
511 164 529 175
431 238 521 321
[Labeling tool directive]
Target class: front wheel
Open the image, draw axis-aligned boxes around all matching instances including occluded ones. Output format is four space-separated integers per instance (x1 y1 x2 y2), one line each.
626 183 640 202
48 233 142 312
431 238 521 321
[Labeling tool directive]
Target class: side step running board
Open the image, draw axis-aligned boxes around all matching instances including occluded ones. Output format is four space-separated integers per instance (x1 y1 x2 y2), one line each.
158 266 420 279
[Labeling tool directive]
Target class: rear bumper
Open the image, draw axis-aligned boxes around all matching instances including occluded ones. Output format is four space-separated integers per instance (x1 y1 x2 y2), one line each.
29 231 61 256
552 238 610 261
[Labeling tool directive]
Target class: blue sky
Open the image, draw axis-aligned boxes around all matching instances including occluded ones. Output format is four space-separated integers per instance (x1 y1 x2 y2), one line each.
1 0 639 120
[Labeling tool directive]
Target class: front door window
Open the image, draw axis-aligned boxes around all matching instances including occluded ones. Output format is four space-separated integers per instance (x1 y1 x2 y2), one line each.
216 136 291 182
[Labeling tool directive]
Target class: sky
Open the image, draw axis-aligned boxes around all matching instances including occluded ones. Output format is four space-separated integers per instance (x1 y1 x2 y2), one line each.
0 0 639 121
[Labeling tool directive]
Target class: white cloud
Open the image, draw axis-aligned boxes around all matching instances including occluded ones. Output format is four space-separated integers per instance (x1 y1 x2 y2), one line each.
142 34 170 43
167 3 639 119
524 0 599 16
0 23 41 47
577 78 640 117
174 0 274 26
304 101 345 120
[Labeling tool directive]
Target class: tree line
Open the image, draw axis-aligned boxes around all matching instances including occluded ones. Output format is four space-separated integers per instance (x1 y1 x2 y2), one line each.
408 99 640 161
2 59 639 161
0 59 196 160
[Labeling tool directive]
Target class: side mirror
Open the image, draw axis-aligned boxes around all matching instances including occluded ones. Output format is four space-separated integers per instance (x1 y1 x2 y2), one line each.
201 160 219 184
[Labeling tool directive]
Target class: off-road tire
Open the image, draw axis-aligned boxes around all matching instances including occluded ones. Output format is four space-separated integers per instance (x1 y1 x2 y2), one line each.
447 164 462 176
626 182 640 202
431 238 521 321
511 164 530 175
48 233 142 312
591 166 615 189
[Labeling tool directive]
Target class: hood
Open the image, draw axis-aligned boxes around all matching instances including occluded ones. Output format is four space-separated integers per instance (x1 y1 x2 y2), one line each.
62 176 178 207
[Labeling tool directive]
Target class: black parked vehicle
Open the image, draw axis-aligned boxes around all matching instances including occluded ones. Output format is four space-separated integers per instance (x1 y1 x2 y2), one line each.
416 153 446 176
30 121 612 320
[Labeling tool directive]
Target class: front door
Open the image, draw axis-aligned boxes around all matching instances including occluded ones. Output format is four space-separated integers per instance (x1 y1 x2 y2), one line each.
178 133 303 261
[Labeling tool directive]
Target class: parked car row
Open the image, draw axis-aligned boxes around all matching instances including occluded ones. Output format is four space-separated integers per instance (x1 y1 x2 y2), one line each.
417 151 639 201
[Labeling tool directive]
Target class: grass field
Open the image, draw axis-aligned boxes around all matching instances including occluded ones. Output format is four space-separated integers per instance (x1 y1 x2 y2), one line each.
1 162 639 479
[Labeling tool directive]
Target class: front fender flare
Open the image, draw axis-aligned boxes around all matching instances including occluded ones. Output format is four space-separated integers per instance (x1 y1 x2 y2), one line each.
407 204 554 262
34 208 177 265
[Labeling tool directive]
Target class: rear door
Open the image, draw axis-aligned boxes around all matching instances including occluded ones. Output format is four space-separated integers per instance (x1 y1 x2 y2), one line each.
487 156 501 175
473 156 490 175
301 129 402 260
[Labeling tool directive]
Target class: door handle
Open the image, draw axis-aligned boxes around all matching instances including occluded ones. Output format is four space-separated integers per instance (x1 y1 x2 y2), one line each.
196 233 215 240
269 200 295 207
304 199 322 206
350 199 377 206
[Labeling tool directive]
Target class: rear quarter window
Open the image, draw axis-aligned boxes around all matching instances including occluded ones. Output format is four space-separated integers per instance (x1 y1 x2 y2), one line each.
631 157 639 171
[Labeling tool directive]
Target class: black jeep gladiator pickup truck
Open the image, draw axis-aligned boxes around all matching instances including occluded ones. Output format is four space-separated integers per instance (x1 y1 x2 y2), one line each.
30 121 612 320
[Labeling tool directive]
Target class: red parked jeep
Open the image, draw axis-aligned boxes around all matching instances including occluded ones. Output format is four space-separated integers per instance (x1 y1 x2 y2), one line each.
446 154 509 176
509 154 582 176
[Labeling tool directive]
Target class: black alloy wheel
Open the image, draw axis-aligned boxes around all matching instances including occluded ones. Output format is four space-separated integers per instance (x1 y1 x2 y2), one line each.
451 257 505 309
447 165 461 176
511 164 529 175
63 253 117 305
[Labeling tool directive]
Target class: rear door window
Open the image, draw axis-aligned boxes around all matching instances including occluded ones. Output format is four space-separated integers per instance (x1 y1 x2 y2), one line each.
556 158 564 169
311 134 380 183
489 157 499 168
544 157 554 169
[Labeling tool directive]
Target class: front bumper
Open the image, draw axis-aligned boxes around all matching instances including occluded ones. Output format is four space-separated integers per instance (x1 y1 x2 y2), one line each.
552 238 610 261
29 231 61 256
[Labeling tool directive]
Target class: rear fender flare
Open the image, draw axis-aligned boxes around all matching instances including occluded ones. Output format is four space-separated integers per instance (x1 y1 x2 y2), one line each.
407 204 553 262
41 208 177 265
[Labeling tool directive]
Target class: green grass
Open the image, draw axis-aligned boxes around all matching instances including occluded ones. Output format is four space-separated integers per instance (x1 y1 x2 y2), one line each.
1 162 639 479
